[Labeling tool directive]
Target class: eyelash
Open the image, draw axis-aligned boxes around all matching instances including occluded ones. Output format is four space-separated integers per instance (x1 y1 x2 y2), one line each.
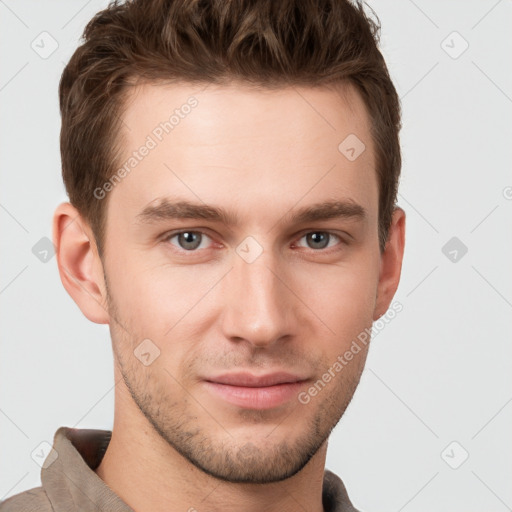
161 229 347 255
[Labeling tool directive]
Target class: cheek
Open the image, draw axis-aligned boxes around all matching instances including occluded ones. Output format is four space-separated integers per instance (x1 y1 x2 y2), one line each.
296 258 378 346
106 255 223 342
104 254 172 337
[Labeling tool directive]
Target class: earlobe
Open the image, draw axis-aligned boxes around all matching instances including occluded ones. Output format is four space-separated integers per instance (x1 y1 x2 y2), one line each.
373 207 406 321
52 202 110 325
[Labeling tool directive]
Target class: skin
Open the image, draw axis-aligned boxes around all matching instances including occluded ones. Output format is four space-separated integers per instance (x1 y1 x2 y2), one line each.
53 81 405 512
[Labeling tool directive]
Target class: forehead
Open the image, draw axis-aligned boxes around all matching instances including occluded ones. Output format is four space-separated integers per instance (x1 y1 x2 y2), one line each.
108 81 377 229
121 80 371 143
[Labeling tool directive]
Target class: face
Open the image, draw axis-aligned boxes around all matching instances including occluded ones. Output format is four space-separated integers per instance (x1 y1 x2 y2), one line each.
100 81 382 483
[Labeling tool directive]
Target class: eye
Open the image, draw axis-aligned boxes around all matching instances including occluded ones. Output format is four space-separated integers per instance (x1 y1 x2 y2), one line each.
165 231 213 251
295 231 343 251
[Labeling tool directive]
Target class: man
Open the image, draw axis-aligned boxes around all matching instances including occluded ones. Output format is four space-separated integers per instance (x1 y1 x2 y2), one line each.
0 0 405 510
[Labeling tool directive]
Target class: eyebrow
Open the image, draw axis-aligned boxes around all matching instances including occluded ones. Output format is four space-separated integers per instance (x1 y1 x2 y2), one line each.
135 197 367 227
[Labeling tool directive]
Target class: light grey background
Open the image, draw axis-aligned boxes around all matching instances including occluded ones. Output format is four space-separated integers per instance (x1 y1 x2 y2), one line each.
1 1 511 510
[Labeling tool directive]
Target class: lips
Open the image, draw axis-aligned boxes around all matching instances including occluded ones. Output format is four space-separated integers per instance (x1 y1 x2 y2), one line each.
202 372 309 409
204 371 308 387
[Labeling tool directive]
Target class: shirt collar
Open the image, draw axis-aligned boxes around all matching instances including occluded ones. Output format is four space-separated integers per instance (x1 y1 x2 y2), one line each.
42 426 133 512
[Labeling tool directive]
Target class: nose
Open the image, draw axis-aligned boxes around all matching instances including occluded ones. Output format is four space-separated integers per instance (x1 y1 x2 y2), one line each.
220 248 296 349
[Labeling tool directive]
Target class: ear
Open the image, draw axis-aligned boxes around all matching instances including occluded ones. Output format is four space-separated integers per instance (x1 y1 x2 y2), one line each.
373 207 406 320
52 202 110 324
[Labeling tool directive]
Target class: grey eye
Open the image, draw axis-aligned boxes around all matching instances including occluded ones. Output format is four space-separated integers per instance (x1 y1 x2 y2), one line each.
306 232 329 249
174 231 204 251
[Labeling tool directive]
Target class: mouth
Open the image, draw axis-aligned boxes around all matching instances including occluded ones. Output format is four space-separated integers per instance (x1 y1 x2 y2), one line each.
202 372 309 410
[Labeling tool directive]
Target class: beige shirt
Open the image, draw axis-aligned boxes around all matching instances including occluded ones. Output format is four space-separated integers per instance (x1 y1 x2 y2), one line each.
0 426 361 511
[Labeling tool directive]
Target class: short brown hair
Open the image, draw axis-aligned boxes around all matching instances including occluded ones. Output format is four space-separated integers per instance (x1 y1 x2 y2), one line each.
59 0 401 257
